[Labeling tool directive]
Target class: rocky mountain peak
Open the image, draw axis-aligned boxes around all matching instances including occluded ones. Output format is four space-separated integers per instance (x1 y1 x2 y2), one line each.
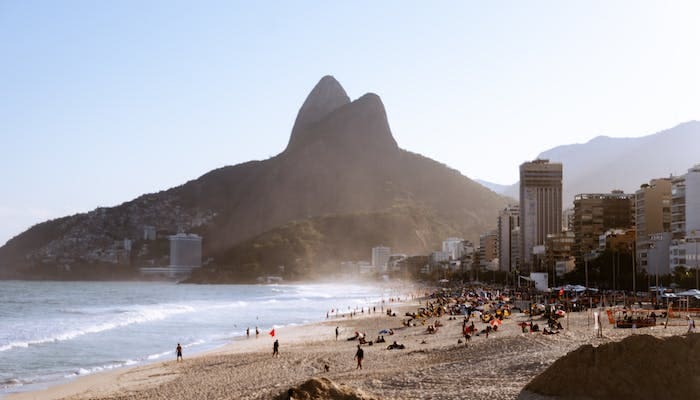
285 78 398 154
287 75 350 148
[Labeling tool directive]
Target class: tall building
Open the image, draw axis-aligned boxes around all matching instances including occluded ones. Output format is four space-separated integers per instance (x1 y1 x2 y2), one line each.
371 246 391 271
511 227 521 273
573 191 635 267
479 230 498 270
671 176 686 240
635 178 672 273
519 159 563 272
442 238 465 260
686 165 700 278
498 205 519 273
670 165 700 275
169 233 202 268
685 165 700 236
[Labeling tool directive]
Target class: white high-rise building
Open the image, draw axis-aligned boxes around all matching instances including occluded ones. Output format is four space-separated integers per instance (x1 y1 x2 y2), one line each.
685 165 700 236
442 237 465 260
169 233 202 268
498 205 519 272
371 246 391 271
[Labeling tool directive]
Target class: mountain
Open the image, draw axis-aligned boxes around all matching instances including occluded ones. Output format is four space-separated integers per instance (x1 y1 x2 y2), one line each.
0 76 508 280
540 121 700 205
475 179 519 199
478 121 700 207
474 179 509 194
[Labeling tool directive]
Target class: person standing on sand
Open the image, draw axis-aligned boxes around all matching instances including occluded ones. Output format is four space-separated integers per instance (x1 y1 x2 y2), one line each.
176 343 183 362
335 326 339 341
256 326 259 338
594 311 603 338
354 344 364 370
246 327 250 338
687 316 696 333
273 339 279 357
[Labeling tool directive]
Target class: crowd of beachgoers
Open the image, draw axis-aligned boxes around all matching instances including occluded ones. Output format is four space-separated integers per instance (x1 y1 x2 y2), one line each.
8 283 696 400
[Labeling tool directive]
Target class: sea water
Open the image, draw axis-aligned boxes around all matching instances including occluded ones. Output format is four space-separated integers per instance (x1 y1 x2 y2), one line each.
0 280 390 396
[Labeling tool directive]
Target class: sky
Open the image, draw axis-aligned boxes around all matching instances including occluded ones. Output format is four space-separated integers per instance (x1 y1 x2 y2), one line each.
1 1 699 245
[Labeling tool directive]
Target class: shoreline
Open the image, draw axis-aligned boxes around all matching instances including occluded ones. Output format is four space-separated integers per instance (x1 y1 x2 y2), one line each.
6 296 691 400
4 292 417 400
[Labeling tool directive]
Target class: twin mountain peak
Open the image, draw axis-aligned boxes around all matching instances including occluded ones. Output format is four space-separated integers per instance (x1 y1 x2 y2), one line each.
0 76 506 280
286 75 397 153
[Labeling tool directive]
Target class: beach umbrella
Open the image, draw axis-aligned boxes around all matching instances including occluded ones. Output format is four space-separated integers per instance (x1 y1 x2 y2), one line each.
489 318 502 327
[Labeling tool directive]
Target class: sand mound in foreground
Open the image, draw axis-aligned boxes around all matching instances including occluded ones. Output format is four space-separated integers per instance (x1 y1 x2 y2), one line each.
522 334 700 399
274 377 379 400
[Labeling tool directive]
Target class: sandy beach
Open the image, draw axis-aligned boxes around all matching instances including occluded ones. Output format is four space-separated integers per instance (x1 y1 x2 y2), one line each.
7 298 690 400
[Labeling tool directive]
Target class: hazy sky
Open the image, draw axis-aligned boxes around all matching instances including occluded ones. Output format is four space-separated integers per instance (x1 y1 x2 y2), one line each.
1 1 699 245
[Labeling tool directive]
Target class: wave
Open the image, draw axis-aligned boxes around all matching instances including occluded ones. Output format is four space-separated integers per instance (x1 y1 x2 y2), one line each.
1 378 24 388
0 303 196 353
64 339 208 379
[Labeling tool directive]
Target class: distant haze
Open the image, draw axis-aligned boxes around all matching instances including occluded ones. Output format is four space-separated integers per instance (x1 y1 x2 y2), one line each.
478 121 700 206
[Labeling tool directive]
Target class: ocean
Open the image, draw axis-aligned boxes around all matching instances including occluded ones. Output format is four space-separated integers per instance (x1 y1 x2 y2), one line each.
0 280 391 396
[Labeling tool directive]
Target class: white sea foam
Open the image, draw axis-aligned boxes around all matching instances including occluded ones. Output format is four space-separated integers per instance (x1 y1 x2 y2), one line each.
0 303 195 353
0 281 387 396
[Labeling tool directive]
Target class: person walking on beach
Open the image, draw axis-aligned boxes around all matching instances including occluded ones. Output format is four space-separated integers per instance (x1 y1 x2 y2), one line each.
255 326 259 338
687 316 696 333
354 344 364 370
176 343 183 362
335 326 339 341
246 327 250 338
272 339 279 357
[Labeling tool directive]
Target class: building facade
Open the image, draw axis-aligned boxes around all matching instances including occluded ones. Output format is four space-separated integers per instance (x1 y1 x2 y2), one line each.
480 230 498 270
169 233 202 268
519 159 563 273
671 176 686 240
497 205 519 273
573 191 635 269
686 165 700 236
442 238 465 260
511 227 521 273
635 178 672 272
545 231 575 283
371 246 391 271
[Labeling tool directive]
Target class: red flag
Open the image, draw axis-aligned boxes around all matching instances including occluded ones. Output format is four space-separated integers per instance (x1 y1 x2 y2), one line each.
269 328 275 337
